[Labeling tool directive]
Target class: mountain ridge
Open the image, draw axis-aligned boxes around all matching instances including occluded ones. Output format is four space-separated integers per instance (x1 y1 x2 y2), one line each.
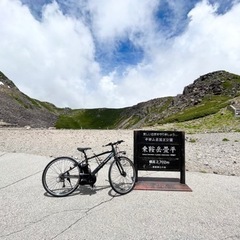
1 70 240 130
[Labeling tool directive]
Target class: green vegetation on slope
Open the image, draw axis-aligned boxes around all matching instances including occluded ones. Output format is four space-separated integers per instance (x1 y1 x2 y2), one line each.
55 108 125 129
159 95 230 124
54 95 236 130
157 107 240 133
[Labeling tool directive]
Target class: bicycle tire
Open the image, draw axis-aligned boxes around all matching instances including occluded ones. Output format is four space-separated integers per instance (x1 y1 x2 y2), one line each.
108 156 136 195
42 157 80 197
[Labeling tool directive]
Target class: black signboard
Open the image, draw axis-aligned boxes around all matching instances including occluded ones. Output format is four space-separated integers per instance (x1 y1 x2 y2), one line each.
134 130 185 183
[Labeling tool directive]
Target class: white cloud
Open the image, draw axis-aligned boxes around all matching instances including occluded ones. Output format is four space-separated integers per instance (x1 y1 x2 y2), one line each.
112 0 240 106
170 0 240 82
0 0 240 108
87 0 159 41
0 0 100 108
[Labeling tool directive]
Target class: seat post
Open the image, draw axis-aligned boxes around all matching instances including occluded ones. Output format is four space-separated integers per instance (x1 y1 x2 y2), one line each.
82 150 88 161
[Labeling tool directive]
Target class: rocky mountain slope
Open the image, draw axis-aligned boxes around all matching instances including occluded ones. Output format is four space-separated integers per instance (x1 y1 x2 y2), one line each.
1 70 240 129
117 70 240 128
0 72 63 127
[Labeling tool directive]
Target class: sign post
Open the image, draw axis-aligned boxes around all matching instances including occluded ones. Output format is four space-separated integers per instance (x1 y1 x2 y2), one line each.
134 130 185 184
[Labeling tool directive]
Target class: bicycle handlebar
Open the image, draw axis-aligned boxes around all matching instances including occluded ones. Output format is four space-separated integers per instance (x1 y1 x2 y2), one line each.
103 140 124 147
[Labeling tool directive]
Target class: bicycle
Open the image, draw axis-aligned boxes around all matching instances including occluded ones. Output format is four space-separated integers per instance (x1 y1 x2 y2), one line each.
42 140 136 197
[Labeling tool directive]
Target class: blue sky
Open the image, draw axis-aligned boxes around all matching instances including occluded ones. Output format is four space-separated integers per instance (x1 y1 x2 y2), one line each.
0 0 240 108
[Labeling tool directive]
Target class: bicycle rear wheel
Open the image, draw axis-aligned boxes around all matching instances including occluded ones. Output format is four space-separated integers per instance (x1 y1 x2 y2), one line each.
42 157 80 197
108 156 136 195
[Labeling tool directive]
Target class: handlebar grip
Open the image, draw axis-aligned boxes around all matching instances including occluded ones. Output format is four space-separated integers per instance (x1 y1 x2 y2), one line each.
103 142 112 147
103 140 124 147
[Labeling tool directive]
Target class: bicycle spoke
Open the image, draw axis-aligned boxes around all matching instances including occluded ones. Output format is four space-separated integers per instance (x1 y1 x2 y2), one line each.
42 157 80 197
108 157 136 195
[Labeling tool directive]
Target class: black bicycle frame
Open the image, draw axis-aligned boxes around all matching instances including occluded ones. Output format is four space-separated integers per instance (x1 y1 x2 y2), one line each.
88 150 115 175
63 146 123 178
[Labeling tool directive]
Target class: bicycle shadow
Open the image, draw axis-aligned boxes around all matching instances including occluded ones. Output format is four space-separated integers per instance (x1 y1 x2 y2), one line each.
71 185 120 198
74 184 111 196
43 182 115 198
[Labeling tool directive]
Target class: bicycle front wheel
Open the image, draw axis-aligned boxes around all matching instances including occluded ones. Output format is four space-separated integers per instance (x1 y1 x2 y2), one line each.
42 157 80 197
108 156 136 195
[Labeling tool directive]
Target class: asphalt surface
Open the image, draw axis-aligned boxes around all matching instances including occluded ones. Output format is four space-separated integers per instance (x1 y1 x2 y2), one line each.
0 151 240 240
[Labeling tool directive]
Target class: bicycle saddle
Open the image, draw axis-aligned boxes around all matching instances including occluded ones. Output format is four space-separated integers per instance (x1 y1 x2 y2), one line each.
77 147 91 152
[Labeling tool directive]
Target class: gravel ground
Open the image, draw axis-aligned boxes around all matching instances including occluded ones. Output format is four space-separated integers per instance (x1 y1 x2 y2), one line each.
0 128 239 176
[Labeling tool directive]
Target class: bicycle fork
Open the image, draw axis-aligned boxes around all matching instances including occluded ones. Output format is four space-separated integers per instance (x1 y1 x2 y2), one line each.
115 158 126 177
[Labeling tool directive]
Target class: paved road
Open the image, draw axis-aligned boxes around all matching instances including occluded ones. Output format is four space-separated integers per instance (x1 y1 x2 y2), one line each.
0 152 240 240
